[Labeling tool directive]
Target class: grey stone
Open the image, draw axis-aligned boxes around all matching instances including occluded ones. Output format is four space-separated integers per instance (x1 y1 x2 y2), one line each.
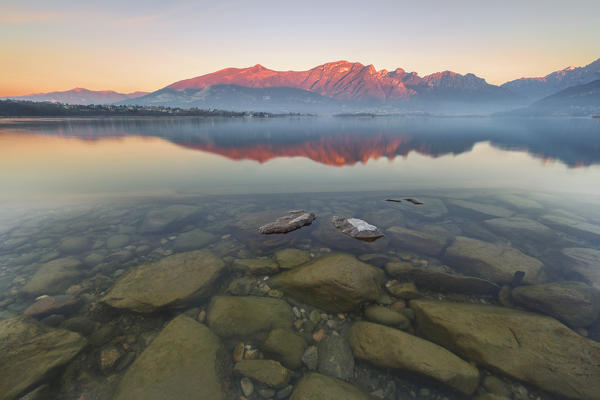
317 332 354 380
290 373 373 400
234 359 291 388
259 210 316 234
302 346 318 370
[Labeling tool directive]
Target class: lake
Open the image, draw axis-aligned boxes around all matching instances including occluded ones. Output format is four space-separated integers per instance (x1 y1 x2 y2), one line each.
1 116 600 400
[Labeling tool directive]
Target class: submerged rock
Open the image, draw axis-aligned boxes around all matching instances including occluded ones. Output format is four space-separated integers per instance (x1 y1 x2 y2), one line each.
387 265 500 296
58 237 90 254
140 204 199 233
275 248 311 269
386 226 448 255
317 332 354 380
262 328 308 369
542 215 600 237
24 294 79 317
172 229 217 251
0 316 86 400
483 217 554 240
348 321 480 395
364 305 410 329
233 257 279 275
448 199 514 218
113 315 229 400
21 257 83 296
444 236 543 284
106 234 130 249
412 300 600 400
207 296 293 339
512 281 600 327
331 216 384 242
102 250 225 313
290 373 372 400
258 210 316 234
234 359 291 388
271 253 384 312
562 247 600 290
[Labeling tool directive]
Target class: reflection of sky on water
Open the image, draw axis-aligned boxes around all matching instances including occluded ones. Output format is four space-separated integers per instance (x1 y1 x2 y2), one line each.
1 117 600 204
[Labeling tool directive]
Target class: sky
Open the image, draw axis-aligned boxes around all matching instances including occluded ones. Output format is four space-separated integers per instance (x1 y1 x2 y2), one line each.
1 0 599 96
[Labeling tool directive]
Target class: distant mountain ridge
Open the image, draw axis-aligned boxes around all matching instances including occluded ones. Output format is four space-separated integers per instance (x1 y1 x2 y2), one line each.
4 88 149 105
501 58 600 100
125 60 517 113
500 79 600 117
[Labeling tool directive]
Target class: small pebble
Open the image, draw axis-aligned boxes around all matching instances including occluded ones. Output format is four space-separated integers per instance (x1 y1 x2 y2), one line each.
240 377 254 397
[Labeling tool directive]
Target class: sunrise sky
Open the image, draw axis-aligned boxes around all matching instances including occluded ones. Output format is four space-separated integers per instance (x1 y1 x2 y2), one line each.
1 0 599 96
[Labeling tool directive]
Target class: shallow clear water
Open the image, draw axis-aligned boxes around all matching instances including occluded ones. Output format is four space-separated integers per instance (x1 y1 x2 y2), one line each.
1 117 599 400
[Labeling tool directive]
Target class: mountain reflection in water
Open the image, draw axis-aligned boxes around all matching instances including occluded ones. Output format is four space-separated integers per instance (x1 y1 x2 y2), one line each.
1 116 599 168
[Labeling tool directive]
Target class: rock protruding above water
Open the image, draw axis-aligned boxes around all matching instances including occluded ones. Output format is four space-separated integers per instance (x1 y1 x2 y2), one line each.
21 257 83 296
348 321 480 395
412 300 600 400
290 373 372 400
24 294 79 317
258 210 316 234
271 253 384 312
331 216 384 242
113 315 229 400
102 250 225 313
0 316 87 400
140 204 200 233
511 281 600 327
262 328 308 369
234 359 291 388
444 236 543 284
562 247 600 290
207 296 293 339
386 226 448 255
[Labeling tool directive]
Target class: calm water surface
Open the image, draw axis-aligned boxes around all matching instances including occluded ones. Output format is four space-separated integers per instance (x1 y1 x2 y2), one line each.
0 117 599 400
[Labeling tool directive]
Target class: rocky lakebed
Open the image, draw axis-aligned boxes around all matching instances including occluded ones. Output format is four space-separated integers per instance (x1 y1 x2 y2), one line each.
0 190 599 400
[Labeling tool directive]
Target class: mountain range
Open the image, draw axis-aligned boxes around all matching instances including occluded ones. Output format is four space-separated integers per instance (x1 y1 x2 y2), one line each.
5 58 599 115
3 88 148 105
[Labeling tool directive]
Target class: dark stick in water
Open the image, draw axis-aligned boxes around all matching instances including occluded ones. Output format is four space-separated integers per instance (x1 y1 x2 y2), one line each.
404 198 424 205
385 199 403 203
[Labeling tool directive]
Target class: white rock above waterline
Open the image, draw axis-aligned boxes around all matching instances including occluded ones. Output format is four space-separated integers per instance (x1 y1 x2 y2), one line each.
331 216 384 242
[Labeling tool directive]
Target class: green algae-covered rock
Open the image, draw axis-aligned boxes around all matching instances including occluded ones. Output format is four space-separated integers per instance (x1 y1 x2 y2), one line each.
234 359 291 388
102 250 224 312
290 373 373 400
412 300 600 400
271 253 384 312
444 236 543 284
113 315 229 400
275 248 311 269
511 281 600 327
21 257 83 296
348 321 479 395
172 229 217 251
262 328 308 369
207 295 293 339
0 316 86 400
386 226 448 255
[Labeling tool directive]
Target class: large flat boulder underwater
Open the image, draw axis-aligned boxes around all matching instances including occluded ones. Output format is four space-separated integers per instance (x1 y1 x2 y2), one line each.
444 236 544 284
562 247 600 290
140 204 200 233
511 281 600 328
21 257 83 296
0 316 87 400
270 253 385 312
113 314 230 400
348 321 479 395
102 250 225 313
207 295 294 340
412 300 600 400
